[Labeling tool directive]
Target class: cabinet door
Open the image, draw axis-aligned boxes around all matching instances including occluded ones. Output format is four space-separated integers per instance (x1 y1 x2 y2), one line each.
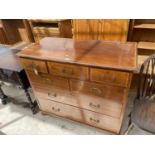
72 19 129 42
100 19 129 41
72 19 93 40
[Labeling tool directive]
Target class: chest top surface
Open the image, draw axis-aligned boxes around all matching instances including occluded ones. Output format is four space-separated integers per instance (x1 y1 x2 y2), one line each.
0 45 23 72
17 37 137 71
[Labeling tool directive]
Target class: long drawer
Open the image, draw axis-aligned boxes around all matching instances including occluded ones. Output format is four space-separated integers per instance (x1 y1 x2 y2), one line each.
34 88 122 118
37 98 120 133
70 79 127 103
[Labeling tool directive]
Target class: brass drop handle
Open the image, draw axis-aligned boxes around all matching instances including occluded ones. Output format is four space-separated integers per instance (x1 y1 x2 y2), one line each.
48 92 57 97
34 64 39 75
89 117 100 123
29 63 33 68
40 75 51 82
52 107 60 112
91 87 102 95
62 68 73 75
111 76 116 82
100 74 105 80
89 102 100 108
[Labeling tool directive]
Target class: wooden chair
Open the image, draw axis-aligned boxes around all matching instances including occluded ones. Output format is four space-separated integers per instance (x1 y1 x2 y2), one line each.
125 54 155 134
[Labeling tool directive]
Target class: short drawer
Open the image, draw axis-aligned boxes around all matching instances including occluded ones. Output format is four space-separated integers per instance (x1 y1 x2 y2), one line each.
47 62 88 80
37 98 120 133
20 58 48 74
34 88 73 104
70 79 127 103
26 71 69 90
90 68 130 87
38 98 83 122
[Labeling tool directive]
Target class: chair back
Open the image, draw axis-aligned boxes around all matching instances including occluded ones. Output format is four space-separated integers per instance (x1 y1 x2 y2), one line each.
137 54 155 100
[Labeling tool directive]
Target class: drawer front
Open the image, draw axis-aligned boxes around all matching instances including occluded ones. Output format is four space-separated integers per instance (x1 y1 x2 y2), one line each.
47 62 88 80
37 98 120 133
72 93 122 118
90 68 130 87
34 87 74 104
35 88 122 118
70 79 127 103
38 98 83 122
20 58 48 74
26 71 69 90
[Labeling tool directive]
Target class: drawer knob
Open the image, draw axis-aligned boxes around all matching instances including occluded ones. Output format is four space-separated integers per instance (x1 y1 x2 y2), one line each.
48 92 57 97
89 117 100 123
52 107 60 112
89 102 100 108
40 75 50 82
29 63 33 68
91 87 102 95
100 74 105 80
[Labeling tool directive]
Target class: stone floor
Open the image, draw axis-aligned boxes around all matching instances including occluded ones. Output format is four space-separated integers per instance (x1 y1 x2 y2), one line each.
0 84 153 135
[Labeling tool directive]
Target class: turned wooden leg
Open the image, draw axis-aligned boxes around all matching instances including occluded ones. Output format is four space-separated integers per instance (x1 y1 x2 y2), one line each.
24 88 38 114
0 84 8 105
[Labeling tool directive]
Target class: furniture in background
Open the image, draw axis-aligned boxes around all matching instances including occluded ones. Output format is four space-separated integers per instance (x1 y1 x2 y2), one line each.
125 54 155 134
128 19 155 91
128 19 155 71
17 37 137 134
72 19 129 41
0 19 34 44
0 19 131 44
0 44 37 114
0 19 130 44
0 21 8 44
29 19 72 42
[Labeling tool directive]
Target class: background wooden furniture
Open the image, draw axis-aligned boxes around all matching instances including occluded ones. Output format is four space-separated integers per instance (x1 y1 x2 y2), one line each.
29 19 72 42
17 37 137 134
0 19 131 44
0 44 37 113
72 19 129 41
0 20 8 44
0 19 34 44
128 19 155 71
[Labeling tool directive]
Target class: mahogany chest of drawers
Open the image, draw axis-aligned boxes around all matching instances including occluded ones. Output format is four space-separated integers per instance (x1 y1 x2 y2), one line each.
17 37 137 134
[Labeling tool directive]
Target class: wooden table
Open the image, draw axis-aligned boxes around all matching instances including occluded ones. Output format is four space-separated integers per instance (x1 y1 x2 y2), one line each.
0 45 37 114
17 37 137 133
